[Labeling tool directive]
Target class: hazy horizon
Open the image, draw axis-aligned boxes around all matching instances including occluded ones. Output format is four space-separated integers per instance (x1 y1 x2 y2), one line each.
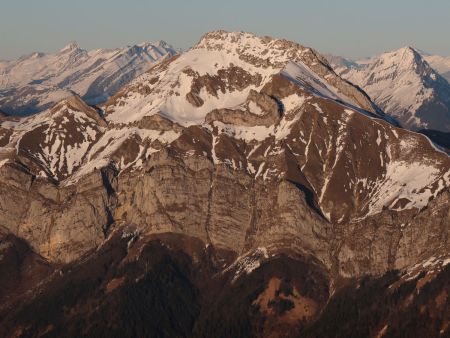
1 0 450 60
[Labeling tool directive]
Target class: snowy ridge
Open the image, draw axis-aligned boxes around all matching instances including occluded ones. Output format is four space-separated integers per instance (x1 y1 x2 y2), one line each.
66 126 181 185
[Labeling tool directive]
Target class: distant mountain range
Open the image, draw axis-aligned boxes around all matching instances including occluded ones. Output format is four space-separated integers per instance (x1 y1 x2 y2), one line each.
0 41 177 115
326 47 450 134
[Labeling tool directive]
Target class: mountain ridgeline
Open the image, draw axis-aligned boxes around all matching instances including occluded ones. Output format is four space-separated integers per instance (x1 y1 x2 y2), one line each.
0 41 177 115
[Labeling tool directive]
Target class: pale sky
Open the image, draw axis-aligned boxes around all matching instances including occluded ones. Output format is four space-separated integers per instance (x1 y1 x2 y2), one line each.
1 0 449 60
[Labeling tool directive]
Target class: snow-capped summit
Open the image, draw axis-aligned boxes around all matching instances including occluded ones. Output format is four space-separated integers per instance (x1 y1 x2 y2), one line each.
103 30 383 126
328 46 450 132
0 40 177 115
59 42 80 53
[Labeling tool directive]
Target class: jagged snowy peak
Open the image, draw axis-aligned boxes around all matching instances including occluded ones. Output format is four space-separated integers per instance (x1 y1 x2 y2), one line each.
329 47 450 132
193 31 384 115
0 40 177 115
58 42 81 53
0 95 106 180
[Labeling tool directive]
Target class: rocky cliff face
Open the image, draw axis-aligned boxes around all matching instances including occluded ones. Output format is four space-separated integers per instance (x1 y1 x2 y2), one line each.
0 31 449 337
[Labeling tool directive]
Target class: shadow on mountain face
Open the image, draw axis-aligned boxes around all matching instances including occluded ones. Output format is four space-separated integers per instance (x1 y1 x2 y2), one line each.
0 232 328 338
0 232 448 338
418 129 450 153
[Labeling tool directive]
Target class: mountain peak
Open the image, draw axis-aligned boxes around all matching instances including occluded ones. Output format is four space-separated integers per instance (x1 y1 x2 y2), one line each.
56 94 90 110
193 30 316 71
196 30 299 51
334 46 450 132
400 46 424 61
378 46 422 66
198 29 245 41
399 45 418 53
152 40 173 49
49 94 106 125
134 40 177 55
59 41 80 53
102 30 383 126
136 40 169 48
